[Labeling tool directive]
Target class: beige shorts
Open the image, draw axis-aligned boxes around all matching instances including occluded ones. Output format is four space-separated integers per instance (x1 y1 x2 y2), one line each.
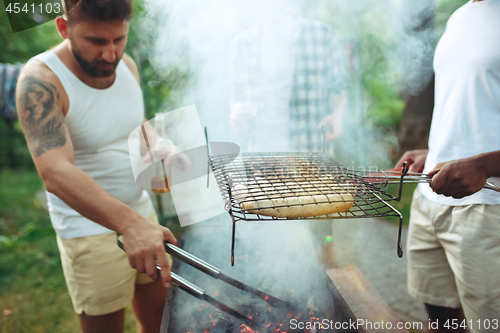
408 188 500 332
56 212 171 316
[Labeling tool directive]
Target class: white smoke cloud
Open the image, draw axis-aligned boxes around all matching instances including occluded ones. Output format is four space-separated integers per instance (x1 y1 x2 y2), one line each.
136 0 436 167
134 1 438 326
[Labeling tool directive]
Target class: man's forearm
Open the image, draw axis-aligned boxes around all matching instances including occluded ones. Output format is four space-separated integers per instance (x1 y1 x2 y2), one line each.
428 150 500 198
473 150 500 178
42 161 142 234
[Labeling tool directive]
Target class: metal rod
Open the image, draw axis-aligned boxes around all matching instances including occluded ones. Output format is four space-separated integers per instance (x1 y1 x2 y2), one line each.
207 162 210 188
165 243 220 277
231 218 236 267
205 127 211 188
200 294 257 328
141 124 154 164
118 239 259 328
372 193 404 258
379 168 388 187
117 238 220 281
218 274 289 308
204 126 212 157
157 158 169 223
164 242 288 307
397 216 404 258
485 181 500 192
395 162 409 202
161 268 256 328
156 194 164 225
226 174 237 267
169 271 204 297
362 168 500 193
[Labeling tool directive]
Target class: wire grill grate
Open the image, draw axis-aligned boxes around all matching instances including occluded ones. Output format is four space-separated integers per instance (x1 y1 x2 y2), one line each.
210 152 401 221
207 151 406 264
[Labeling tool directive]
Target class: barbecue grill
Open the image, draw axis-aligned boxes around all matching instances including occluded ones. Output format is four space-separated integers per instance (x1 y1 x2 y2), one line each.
160 229 365 333
205 129 411 265
204 129 500 265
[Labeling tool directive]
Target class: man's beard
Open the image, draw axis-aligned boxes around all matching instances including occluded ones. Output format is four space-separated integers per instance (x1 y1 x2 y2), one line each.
72 47 121 78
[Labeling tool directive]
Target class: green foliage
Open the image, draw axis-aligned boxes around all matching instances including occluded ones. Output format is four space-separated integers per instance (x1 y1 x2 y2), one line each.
359 0 468 132
0 118 35 170
125 0 190 118
0 2 181 331
362 90 404 131
0 169 73 332
358 28 405 131
382 183 418 226
0 169 48 237
364 77 405 129
3 0 62 33
124 0 145 56
435 0 469 37
140 60 189 118
0 2 62 170
0 2 62 64
0 169 144 333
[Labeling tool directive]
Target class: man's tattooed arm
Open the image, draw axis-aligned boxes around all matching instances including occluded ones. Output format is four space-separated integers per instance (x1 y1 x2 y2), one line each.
16 76 67 157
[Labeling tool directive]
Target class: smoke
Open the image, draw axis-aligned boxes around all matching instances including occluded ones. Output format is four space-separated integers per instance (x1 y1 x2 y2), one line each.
397 0 436 96
168 220 337 330
135 0 438 327
136 0 436 168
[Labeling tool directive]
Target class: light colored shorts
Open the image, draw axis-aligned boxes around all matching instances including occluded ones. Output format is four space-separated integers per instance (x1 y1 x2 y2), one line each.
408 188 500 332
56 212 171 316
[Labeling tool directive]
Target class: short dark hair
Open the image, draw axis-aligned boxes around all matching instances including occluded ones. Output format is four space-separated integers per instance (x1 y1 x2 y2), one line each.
63 0 132 24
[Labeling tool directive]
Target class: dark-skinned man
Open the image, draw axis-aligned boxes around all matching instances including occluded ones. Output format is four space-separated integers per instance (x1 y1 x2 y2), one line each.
394 0 500 332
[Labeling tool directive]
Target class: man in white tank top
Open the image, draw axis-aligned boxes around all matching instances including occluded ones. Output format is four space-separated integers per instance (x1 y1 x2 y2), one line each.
394 0 500 331
15 1 177 332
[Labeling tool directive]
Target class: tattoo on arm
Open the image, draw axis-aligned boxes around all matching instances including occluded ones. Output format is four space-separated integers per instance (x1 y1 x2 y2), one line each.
17 76 67 157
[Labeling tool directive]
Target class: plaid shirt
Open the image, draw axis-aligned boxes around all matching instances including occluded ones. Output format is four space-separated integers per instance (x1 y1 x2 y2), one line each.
229 19 347 152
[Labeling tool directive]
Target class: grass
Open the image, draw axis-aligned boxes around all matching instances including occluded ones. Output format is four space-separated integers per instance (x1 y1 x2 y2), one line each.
0 169 139 333
0 168 418 332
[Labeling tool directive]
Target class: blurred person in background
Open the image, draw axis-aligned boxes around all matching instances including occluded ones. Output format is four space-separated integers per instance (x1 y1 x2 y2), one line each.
395 0 500 331
228 0 347 153
15 0 180 332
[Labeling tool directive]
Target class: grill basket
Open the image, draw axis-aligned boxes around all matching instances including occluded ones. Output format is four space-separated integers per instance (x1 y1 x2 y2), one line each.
205 137 408 265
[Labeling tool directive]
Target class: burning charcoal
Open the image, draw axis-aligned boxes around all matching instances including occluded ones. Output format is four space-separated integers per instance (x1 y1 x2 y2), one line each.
163 218 362 333
213 316 234 332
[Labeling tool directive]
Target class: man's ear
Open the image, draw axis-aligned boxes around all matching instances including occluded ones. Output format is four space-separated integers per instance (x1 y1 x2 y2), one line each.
56 16 70 39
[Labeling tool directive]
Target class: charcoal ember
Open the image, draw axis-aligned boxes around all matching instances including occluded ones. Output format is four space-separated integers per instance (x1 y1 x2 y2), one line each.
213 316 234 332
163 217 361 333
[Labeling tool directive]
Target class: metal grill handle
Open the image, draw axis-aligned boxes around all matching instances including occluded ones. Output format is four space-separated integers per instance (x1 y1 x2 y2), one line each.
165 242 220 278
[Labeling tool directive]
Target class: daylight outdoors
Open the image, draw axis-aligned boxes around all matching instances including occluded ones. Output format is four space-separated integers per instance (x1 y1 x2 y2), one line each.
1 0 469 332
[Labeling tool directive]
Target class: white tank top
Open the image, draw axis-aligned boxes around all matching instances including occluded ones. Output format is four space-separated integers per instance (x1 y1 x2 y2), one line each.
32 51 153 239
419 0 500 206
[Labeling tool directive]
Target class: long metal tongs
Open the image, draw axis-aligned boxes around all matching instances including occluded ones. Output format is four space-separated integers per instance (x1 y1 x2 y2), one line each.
358 170 500 193
117 239 288 326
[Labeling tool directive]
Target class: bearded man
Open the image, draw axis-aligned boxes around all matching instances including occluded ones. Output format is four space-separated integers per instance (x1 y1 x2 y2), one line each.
15 1 176 332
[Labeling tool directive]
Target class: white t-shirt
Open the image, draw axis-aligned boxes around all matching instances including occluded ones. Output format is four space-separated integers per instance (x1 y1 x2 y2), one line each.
419 0 500 205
